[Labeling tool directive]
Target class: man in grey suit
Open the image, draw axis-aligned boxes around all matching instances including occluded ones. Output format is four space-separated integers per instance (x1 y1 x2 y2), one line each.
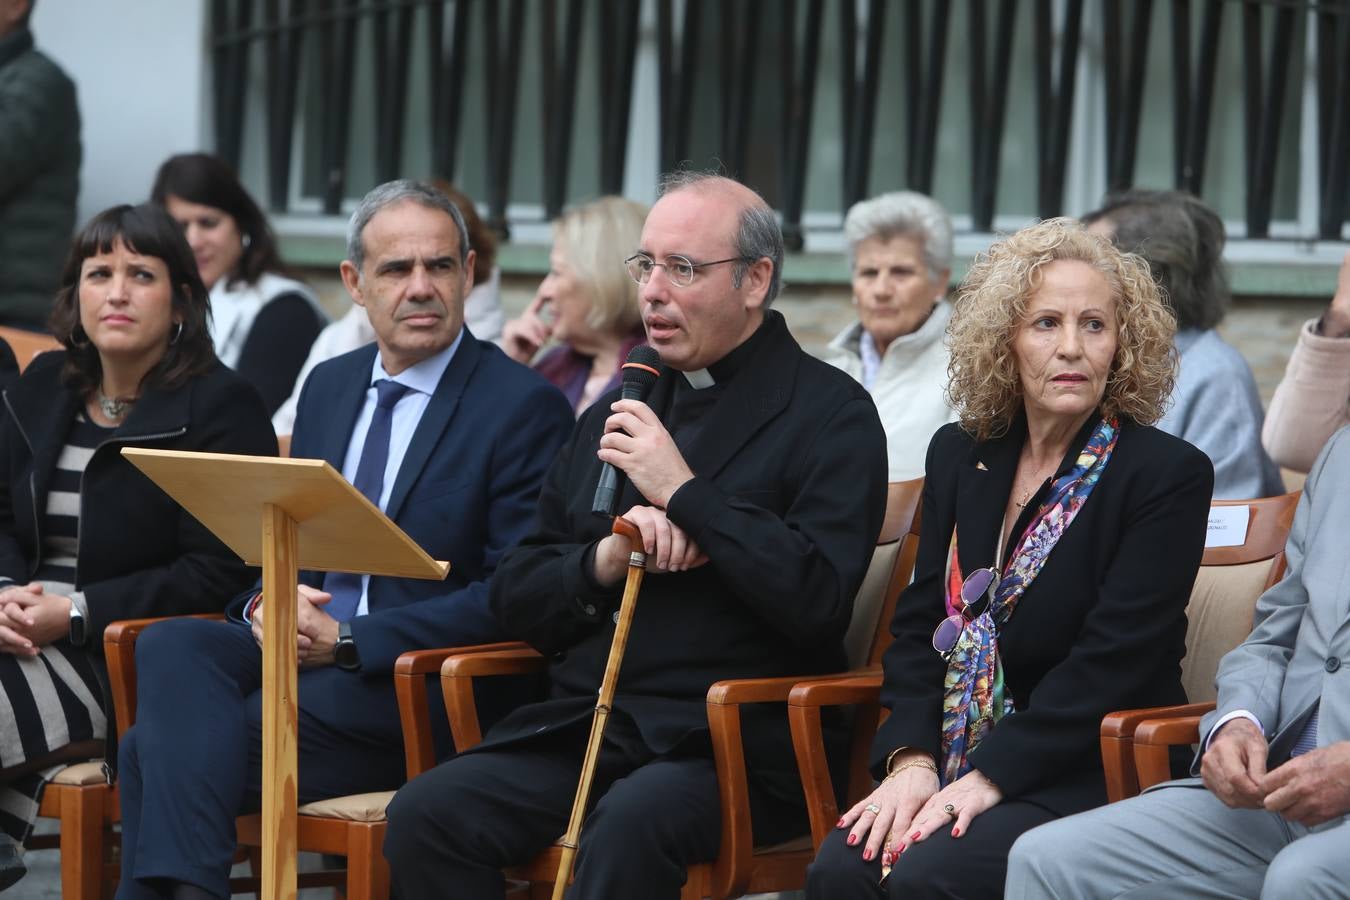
1005 426 1350 899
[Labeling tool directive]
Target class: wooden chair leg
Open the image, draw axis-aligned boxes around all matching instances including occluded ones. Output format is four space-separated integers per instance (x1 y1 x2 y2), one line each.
248 846 264 900
344 823 390 900
58 786 105 900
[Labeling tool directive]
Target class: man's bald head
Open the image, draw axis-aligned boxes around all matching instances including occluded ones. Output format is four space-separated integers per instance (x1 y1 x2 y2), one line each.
657 172 784 305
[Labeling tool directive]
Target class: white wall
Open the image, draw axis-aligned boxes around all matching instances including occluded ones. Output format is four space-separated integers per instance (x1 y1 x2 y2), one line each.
30 0 208 227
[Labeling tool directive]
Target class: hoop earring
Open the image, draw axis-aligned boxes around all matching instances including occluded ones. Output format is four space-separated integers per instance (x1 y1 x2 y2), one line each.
170 321 184 346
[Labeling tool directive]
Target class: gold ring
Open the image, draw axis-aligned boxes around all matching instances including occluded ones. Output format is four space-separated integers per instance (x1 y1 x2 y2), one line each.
864 803 881 814
944 803 956 815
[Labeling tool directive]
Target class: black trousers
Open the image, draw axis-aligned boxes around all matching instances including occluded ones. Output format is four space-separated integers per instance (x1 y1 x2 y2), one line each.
805 800 1059 900
385 714 809 900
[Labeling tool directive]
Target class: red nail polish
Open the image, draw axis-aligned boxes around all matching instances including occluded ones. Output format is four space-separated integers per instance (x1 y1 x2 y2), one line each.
951 827 961 838
910 831 921 840
846 834 857 846
836 817 846 828
898 844 906 854
862 849 873 862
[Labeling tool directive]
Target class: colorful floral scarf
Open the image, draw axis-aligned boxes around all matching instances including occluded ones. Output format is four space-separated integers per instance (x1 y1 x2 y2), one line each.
938 416 1120 785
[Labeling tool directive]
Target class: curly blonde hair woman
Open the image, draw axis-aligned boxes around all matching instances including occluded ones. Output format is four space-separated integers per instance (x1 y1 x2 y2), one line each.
808 217 1212 900
947 217 1176 441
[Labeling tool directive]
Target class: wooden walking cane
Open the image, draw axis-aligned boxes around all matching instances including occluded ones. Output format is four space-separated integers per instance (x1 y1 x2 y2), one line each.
552 516 647 899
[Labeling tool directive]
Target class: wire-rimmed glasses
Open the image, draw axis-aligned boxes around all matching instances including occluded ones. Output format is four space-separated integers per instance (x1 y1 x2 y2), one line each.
624 252 747 287
932 567 1000 659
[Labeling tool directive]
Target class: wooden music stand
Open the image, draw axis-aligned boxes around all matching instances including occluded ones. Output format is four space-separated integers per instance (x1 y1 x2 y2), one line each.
121 448 450 900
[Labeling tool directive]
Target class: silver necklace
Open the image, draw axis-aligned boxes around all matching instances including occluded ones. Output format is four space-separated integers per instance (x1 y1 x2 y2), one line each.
96 389 136 421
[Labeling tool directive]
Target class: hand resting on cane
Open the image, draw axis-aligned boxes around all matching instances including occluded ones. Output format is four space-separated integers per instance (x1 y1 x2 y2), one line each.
591 506 708 585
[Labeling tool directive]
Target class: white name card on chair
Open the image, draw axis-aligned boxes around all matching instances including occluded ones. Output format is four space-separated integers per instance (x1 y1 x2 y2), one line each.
1206 504 1251 548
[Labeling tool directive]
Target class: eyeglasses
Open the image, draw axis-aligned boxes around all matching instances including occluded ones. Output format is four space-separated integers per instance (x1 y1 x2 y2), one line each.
624 252 747 288
932 567 1000 659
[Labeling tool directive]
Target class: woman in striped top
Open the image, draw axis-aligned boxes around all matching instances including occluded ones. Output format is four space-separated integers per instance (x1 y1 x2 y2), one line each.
0 204 276 886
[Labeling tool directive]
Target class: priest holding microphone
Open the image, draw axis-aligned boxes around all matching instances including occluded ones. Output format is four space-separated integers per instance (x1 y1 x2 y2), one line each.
383 172 888 898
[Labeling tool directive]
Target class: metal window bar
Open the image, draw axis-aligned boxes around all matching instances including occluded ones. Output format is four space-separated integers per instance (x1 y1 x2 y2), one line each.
208 0 1348 243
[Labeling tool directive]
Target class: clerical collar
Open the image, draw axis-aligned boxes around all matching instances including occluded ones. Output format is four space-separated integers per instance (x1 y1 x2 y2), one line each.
683 369 715 389
678 311 780 390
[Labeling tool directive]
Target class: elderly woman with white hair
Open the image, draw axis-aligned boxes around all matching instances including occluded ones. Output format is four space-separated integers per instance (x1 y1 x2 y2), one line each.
824 191 958 479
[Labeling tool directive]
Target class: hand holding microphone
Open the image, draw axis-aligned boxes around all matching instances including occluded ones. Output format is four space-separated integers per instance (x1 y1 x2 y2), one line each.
592 346 663 516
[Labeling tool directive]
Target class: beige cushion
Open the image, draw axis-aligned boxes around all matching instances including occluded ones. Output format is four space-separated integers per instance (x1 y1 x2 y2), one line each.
844 540 902 669
1181 560 1275 703
297 791 395 823
50 761 108 786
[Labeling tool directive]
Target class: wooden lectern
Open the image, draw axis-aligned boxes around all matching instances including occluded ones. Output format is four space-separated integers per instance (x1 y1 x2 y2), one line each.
121 449 450 900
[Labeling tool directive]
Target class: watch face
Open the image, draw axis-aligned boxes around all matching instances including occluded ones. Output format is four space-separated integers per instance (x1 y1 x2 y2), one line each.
335 638 359 670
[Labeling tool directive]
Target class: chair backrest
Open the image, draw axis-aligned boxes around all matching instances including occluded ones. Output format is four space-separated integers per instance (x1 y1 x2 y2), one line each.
0 325 60 372
1181 491 1300 703
842 478 924 670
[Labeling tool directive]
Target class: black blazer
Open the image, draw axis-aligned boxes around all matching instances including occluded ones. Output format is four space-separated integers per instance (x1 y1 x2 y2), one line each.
872 414 1213 814
0 351 277 644
487 312 889 804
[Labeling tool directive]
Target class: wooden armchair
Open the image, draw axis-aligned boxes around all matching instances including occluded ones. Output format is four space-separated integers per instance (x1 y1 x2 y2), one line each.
437 478 924 898
783 481 928 850
1099 491 1301 800
17 615 224 900
102 613 517 899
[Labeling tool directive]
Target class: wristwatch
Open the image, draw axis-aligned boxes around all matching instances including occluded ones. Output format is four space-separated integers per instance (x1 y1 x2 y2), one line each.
334 621 360 671
68 604 86 647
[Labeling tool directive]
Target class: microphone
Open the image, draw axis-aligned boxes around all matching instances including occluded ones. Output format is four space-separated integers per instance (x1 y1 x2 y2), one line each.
592 345 663 517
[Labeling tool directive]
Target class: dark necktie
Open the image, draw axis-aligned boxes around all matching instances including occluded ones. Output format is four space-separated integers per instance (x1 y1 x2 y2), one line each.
324 379 413 621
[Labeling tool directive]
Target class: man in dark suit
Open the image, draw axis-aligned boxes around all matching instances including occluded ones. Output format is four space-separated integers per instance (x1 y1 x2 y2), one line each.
114 180 573 900
383 173 889 899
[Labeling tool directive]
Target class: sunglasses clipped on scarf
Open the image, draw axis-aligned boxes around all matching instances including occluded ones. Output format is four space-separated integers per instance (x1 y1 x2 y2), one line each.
932 566 1000 659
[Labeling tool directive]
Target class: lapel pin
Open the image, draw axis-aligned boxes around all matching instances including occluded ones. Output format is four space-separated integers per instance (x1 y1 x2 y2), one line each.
976 461 989 471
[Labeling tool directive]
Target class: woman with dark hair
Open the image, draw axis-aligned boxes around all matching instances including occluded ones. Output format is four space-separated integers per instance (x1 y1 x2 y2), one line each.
1083 189 1282 499
151 152 325 415
0 204 276 887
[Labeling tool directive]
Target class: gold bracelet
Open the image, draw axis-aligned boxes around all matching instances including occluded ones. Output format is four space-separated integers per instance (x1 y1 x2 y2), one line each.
886 759 938 780
884 746 937 776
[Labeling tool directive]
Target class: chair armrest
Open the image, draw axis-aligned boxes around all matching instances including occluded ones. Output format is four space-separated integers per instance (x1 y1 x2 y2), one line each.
439 645 544 752
1100 702 1215 738
103 614 225 735
787 670 882 709
707 673 826 706
1134 714 1205 792
705 672 861 898
1100 702 1214 802
393 642 533 779
786 671 883 849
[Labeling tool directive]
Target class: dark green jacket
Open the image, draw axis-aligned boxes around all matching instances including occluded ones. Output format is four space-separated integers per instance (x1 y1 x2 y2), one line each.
0 27 79 329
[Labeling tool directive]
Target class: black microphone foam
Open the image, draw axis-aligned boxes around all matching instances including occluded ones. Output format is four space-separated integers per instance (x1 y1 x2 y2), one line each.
592 345 663 517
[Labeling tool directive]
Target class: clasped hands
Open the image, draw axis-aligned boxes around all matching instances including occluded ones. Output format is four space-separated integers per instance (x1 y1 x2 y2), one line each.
836 750 1002 870
1203 717 1350 826
0 583 73 655
592 399 706 586
249 584 340 668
